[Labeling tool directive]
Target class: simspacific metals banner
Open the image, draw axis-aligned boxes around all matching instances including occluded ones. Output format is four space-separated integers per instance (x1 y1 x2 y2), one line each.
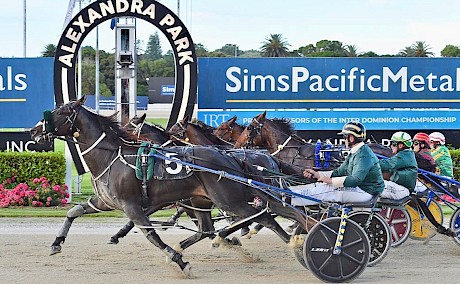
197 109 460 130
198 57 460 109
0 58 54 128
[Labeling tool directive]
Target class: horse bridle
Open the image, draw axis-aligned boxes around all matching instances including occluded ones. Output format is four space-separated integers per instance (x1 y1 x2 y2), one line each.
169 121 190 144
247 117 264 147
43 103 81 139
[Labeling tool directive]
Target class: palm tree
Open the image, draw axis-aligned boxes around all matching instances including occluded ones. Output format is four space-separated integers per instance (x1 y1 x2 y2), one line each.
398 46 415 57
41 44 56 57
344 45 361 57
260 34 290 57
411 41 434 57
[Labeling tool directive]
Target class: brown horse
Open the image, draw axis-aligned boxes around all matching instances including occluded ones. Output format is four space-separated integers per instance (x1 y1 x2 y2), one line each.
234 111 344 175
213 115 246 144
168 116 231 146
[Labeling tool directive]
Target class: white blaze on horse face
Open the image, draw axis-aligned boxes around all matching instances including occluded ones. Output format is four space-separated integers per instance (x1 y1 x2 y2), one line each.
164 153 183 175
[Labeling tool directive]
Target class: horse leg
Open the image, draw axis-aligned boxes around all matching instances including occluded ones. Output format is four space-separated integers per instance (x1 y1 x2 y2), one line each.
109 204 165 244
50 196 112 255
176 210 216 252
108 220 134 244
127 210 191 276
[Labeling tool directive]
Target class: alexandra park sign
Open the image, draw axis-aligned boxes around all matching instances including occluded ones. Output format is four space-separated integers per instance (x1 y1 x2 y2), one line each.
55 0 197 175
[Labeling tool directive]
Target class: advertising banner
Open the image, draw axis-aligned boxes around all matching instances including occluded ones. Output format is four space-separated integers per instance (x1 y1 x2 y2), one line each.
198 109 460 130
0 58 54 128
198 57 460 109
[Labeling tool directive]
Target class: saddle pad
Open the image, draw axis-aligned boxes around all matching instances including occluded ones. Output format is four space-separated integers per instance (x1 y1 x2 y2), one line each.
136 142 156 181
153 146 194 180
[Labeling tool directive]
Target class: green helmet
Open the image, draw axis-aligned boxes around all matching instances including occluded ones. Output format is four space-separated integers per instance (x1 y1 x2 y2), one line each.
391 131 412 148
338 121 366 141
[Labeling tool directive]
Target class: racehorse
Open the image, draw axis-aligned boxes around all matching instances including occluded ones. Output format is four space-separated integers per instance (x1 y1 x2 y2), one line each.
124 113 171 145
30 97 307 276
234 111 344 175
168 116 231 146
116 114 282 246
213 115 246 144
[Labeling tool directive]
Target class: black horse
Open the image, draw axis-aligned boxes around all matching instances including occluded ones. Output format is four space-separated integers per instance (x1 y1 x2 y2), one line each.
30 97 307 276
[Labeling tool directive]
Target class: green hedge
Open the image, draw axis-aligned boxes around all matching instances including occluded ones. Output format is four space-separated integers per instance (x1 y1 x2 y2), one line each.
0 151 65 184
450 149 460 181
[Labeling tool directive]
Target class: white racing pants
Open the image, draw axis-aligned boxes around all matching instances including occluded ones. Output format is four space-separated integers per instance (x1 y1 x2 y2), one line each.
381 180 410 199
290 183 373 206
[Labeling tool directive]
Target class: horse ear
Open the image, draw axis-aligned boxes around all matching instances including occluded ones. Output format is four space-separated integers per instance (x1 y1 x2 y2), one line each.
229 116 237 124
261 111 267 119
140 113 146 121
77 95 87 106
183 115 190 122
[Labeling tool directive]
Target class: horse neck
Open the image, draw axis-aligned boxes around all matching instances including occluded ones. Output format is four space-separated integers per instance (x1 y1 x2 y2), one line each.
143 125 169 144
261 124 299 153
74 112 122 175
230 125 244 142
185 126 214 145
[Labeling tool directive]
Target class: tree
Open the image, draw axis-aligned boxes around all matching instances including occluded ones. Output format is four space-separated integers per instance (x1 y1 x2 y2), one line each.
195 43 209 57
398 46 415 57
344 45 361 57
216 44 239 57
144 32 163 61
411 41 434 57
297 40 346 57
400 41 433 57
260 34 290 57
41 44 56 57
441 45 460 57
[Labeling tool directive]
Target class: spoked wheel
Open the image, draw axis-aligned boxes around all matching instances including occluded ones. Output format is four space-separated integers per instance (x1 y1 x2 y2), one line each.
406 198 443 240
349 212 391 267
303 217 370 283
378 207 412 247
449 207 460 245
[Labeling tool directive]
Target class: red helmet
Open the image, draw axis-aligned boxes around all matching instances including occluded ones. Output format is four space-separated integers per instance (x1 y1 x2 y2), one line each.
413 132 430 145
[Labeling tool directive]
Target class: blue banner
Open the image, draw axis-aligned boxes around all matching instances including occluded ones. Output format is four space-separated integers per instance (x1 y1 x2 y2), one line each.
198 109 460 130
198 57 460 109
84 95 149 110
0 58 54 128
161 85 175 96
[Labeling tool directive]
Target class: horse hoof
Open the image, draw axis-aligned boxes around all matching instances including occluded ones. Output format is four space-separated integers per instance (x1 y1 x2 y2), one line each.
240 227 250 237
165 255 173 264
108 237 119 244
173 244 183 253
49 245 62 256
182 262 193 278
230 237 242 246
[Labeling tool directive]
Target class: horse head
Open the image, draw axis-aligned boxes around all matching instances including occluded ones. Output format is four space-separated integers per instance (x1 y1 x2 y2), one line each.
214 115 243 142
167 115 191 142
234 111 267 148
31 96 87 143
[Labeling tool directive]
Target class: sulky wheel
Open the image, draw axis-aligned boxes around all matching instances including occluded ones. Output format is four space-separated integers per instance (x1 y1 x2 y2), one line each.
378 207 412 247
406 198 443 240
303 217 370 283
349 212 391 267
450 207 460 246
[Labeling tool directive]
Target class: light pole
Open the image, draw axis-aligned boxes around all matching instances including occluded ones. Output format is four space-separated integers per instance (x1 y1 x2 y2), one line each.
233 44 238 57
23 0 26 57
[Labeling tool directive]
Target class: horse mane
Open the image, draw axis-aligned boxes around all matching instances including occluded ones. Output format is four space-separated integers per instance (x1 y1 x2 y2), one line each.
191 119 215 134
270 118 296 135
84 108 139 144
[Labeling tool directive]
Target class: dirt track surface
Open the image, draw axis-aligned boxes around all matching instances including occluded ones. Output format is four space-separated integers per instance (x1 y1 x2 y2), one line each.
0 217 459 284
